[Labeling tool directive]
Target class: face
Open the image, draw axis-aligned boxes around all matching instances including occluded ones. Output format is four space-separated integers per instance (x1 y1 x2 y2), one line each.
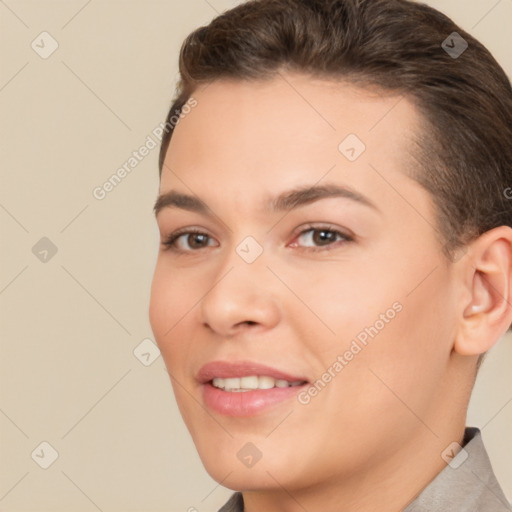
149 74 460 492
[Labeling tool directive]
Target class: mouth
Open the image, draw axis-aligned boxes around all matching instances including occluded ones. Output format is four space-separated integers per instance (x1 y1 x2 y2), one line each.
197 361 309 416
211 375 306 392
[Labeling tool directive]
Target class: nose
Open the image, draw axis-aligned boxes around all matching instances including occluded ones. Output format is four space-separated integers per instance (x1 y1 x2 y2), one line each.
199 243 281 337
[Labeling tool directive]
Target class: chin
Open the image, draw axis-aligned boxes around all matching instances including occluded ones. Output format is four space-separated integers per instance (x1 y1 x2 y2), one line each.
202 459 290 491
192 433 307 492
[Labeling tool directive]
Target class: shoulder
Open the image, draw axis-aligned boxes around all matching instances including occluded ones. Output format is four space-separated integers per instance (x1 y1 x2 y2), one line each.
217 492 244 512
404 427 511 512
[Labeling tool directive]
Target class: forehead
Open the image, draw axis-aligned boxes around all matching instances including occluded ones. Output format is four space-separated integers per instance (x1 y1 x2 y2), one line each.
161 73 422 206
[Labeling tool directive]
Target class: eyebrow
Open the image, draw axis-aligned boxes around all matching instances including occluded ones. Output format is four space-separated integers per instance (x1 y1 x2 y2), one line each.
153 183 379 218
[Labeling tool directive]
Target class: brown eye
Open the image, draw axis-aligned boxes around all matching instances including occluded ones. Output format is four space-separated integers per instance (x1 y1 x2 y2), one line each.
186 233 210 249
312 230 338 246
293 226 353 251
161 229 216 252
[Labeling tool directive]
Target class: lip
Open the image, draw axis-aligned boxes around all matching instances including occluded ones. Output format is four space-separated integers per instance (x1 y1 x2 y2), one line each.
197 360 309 417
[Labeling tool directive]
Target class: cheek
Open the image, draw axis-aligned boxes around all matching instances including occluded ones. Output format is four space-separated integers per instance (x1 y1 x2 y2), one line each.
303 255 452 411
343 275 454 422
148 262 200 359
295 264 398 351
150 262 192 327
149 267 173 339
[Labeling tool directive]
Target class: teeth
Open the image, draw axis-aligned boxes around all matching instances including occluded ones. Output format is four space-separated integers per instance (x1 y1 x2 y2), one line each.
241 376 259 389
224 377 240 390
211 376 305 391
258 376 275 389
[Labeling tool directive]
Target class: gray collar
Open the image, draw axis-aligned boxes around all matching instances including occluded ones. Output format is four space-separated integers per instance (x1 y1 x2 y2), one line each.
218 428 510 512
403 427 510 511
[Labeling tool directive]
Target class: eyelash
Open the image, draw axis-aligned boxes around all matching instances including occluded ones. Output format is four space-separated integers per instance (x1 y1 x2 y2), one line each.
160 224 354 254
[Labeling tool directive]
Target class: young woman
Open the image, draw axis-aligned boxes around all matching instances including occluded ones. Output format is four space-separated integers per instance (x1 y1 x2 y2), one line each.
149 1 512 510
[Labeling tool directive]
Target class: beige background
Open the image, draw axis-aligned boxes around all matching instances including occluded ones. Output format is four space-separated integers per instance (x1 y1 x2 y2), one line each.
0 0 511 510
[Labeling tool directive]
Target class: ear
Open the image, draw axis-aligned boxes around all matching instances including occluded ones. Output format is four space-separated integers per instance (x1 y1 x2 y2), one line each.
454 226 512 356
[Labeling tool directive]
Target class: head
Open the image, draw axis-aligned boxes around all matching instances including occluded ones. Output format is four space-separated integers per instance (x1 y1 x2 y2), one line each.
149 0 512 497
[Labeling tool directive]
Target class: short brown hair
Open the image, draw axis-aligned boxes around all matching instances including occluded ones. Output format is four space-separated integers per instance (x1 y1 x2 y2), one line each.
158 0 512 330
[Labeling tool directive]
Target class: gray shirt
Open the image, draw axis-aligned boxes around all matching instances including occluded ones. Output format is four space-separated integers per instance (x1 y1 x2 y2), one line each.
218 427 511 511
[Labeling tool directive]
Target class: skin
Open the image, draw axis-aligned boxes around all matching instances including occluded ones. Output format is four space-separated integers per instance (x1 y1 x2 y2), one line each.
149 72 512 512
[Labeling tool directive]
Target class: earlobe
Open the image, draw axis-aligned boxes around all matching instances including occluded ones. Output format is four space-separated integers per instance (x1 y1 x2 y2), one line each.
454 227 512 356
